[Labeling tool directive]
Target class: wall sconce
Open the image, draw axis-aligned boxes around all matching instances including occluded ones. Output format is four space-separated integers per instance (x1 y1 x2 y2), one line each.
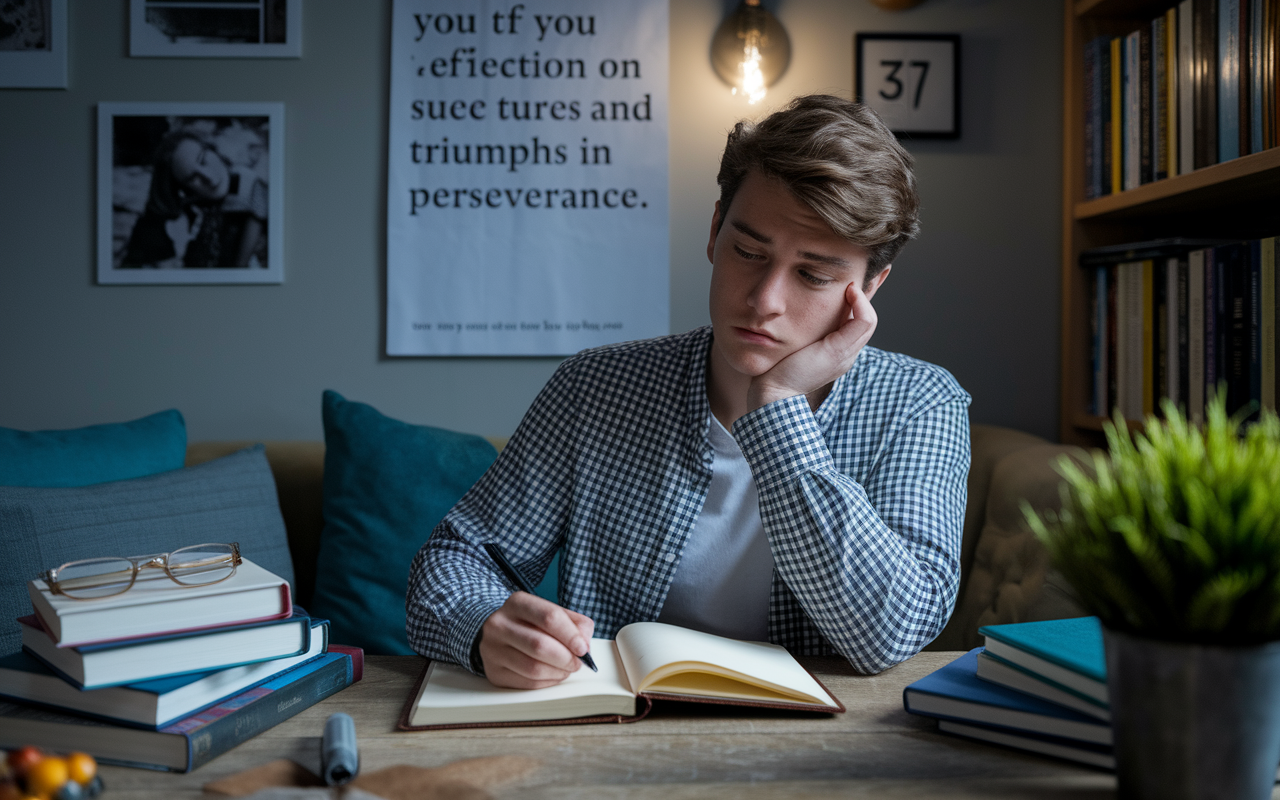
710 0 790 104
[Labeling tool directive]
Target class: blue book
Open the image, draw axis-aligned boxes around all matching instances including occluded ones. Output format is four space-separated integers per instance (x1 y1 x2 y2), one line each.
0 618 329 728
0 649 357 772
1218 0 1241 162
978 616 1107 703
19 609 313 689
903 649 1111 745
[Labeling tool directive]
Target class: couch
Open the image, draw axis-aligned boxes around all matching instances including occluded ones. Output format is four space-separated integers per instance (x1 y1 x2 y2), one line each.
186 422 1087 654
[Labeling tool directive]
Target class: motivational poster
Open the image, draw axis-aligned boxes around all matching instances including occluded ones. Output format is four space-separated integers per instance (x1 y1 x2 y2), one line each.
386 0 669 356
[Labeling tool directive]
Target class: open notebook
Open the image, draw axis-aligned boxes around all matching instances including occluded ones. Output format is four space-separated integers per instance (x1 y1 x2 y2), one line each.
398 622 844 730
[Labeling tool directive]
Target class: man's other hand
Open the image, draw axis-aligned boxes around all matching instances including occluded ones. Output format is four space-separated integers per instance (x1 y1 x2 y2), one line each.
478 592 596 689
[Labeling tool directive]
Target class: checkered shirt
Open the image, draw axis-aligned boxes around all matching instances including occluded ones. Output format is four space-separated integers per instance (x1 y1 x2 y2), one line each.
406 326 971 675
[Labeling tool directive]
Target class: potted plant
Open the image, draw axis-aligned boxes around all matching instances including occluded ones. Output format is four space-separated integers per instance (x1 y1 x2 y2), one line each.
1027 394 1280 800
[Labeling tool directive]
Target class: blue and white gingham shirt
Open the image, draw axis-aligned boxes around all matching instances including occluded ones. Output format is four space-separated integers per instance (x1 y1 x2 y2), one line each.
406 326 971 675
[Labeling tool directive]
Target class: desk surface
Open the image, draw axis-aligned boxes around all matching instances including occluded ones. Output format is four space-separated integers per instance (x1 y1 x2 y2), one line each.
98 652 1127 798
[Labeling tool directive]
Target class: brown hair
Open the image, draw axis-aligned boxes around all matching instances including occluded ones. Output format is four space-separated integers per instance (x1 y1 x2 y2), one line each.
715 94 920 280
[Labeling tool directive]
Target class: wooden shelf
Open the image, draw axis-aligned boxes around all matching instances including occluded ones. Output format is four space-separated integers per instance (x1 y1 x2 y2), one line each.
1074 0 1174 19
1073 147 1280 222
1070 413 1146 434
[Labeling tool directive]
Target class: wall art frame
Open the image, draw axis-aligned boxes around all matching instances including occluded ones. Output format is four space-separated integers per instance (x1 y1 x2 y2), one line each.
97 101 285 285
855 32 960 139
0 0 68 89
129 0 301 58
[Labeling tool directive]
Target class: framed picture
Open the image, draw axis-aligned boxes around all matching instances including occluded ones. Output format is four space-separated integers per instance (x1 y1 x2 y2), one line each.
129 0 301 58
0 0 67 88
97 102 284 285
855 33 960 139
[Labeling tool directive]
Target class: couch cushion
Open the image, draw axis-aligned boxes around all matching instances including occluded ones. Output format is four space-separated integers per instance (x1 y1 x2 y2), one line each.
311 391 498 655
0 445 294 655
0 410 187 488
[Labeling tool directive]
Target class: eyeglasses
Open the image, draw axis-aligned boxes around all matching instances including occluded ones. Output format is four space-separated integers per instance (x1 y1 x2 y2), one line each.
39 543 242 600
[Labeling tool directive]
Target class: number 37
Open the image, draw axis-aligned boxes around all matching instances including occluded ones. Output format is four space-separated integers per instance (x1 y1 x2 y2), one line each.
878 59 930 109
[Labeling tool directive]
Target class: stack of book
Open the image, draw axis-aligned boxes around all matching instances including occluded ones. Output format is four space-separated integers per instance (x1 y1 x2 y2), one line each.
0 557 362 772
903 617 1115 769
1084 236 1279 422
1083 0 1279 200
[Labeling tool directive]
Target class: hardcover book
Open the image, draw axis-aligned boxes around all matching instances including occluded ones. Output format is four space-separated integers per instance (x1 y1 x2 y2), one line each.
0 650 357 772
903 649 1111 745
977 616 1107 704
399 622 843 730
19 610 312 689
0 618 329 728
27 557 292 648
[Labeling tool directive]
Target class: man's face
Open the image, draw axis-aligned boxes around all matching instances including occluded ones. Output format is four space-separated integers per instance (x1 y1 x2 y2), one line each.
707 170 888 381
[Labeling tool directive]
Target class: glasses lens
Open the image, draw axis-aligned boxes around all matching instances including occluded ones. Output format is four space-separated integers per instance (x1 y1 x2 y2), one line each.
167 543 237 585
54 558 137 599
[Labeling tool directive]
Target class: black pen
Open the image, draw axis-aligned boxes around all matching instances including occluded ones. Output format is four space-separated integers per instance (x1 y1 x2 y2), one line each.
482 542 598 672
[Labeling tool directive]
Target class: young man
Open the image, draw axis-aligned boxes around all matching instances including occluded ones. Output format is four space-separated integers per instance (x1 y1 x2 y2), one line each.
406 95 971 689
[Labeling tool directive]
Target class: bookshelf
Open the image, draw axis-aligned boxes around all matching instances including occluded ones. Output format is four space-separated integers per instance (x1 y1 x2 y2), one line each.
1060 0 1280 446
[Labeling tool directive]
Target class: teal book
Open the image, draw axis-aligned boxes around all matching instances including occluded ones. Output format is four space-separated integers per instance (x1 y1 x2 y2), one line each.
0 618 330 728
902 649 1111 745
978 616 1107 704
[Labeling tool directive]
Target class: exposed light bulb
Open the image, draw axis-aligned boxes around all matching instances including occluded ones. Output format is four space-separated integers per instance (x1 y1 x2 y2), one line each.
739 38 766 104
711 1 790 104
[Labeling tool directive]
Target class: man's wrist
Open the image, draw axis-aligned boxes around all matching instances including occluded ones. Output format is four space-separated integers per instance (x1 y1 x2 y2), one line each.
747 381 800 413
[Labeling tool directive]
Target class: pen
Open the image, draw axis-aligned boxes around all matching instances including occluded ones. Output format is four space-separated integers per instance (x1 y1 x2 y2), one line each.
482 542 598 672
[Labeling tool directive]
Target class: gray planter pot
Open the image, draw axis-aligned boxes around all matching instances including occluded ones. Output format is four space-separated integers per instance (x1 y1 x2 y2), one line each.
1104 628 1280 800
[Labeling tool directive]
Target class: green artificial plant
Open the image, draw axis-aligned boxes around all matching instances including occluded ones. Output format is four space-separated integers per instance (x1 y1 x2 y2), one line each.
1028 394 1280 645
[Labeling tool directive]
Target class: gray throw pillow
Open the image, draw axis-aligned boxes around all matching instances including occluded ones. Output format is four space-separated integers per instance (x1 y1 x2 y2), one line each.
0 445 294 655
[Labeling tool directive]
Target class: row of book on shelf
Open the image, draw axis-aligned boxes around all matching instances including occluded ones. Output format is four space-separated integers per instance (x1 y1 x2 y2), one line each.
0 557 361 772
1085 236 1279 422
1082 0 1280 200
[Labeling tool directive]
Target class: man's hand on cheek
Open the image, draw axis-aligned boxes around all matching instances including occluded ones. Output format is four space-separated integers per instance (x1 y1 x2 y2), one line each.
478 592 596 689
748 282 878 413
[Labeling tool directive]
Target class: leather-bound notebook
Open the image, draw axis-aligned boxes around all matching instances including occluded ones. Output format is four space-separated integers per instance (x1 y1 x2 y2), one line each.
397 622 844 731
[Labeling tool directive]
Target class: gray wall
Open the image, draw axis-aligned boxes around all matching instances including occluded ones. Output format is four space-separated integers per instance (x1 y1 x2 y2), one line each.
0 0 1062 442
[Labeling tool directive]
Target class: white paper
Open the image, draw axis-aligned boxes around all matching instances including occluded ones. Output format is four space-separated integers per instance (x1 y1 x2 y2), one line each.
386 0 669 355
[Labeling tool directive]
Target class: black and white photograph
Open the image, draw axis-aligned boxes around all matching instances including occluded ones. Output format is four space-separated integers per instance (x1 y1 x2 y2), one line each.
130 0 301 58
97 102 284 285
0 0 66 88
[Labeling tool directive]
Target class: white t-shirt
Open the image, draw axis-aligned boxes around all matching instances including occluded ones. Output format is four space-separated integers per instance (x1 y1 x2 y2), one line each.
656 414 773 641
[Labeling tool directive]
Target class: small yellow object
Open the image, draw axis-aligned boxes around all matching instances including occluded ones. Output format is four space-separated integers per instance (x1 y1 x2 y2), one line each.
64 754 95 786
24 757 67 799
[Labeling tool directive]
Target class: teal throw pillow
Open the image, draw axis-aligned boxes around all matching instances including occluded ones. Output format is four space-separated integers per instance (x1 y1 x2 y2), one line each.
311 391 498 655
0 410 186 488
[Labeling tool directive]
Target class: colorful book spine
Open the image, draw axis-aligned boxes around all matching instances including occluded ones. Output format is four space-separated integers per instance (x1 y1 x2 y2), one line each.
1263 237 1276 411
1195 0 1220 169
1155 259 1170 403
1094 267 1109 415
1112 36 1124 192
1153 16 1169 182
1190 248 1207 420
1177 254 1191 408
1251 0 1266 152
1142 259 1155 416
1166 7 1180 177
1099 37 1113 196
1179 0 1196 175
1220 0 1242 162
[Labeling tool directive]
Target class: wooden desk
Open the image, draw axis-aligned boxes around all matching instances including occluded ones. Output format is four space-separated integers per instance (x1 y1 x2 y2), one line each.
99 652 1121 798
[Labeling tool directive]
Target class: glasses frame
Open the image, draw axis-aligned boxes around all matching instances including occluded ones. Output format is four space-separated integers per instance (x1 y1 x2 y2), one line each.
40 542 242 599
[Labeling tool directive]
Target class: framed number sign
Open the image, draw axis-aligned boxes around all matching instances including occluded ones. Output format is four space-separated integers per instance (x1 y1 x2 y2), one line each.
855 33 960 139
